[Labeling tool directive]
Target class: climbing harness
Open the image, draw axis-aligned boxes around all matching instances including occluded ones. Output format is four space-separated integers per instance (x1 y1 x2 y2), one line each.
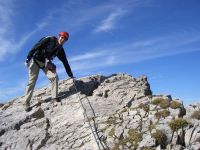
72 79 106 150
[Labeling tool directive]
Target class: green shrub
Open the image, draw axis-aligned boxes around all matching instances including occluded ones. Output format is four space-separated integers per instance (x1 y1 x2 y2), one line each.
106 116 118 125
155 110 170 119
112 137 127 150
149 124 156 132
128 129 142 148
170 101 182 109
191 111 200 120
108 127 115 137
139 103 149 112
152 98 170 109
152 130 167 148
168 118 188 132
152 98 162 105
101 124 110 132
112 129 143 150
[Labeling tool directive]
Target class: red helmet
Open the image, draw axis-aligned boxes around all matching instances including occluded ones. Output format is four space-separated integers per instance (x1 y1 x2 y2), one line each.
59 31 69 40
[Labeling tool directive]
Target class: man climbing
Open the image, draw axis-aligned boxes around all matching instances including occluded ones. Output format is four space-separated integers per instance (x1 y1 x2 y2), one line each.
24 31 74 112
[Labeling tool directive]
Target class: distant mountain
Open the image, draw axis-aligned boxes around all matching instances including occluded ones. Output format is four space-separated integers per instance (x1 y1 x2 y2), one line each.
0 73 199 150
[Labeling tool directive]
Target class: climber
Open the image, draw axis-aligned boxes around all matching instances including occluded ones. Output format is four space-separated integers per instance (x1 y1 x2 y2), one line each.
23 31 74 112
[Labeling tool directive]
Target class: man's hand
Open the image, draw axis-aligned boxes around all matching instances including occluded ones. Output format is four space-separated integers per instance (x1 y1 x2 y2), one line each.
25 59 30 68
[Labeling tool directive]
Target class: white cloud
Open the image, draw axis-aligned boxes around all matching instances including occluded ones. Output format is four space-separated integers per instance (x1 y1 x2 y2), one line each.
0 0 14 61
0 1 50 62
55 32 200 76
0 0 148 62
0 27 46 61
105 56 116 65
10 28 198 80
70 50 109 62
0 79 26 102
0 0 13 35
0 0 150 62
58 0 143 33
94 9 126 33
0 39 10 61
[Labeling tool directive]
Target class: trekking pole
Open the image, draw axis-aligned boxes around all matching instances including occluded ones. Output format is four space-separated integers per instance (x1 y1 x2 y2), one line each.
72 78 103 150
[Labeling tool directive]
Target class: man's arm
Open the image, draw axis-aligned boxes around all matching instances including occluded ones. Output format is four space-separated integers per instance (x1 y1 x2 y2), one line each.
57 48 73 78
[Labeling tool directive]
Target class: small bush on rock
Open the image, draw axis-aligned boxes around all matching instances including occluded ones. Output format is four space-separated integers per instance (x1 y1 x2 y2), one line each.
141 147 155 150
138 103 149 112
155 110 170 119
152 98 170 109
152 130 167 148
128 129 142 148
168 118 188 132
170 101 182 109
149 124 156 133
108 127 115 137
191 110 200 120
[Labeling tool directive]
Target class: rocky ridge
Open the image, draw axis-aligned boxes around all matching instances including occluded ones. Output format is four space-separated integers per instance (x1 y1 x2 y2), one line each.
0 73 200 150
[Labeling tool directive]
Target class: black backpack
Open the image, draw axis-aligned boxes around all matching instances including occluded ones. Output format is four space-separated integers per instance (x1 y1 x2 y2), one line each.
33 36 60 61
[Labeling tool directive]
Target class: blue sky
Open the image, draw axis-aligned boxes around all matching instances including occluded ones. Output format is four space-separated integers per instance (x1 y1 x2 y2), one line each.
0 0 200 105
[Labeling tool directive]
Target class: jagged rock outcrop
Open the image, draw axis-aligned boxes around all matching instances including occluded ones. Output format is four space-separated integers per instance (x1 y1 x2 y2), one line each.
0 73 200 150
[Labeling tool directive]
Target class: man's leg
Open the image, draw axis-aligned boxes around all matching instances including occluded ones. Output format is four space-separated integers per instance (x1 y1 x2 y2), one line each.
24 61 40 110
45 70 59 100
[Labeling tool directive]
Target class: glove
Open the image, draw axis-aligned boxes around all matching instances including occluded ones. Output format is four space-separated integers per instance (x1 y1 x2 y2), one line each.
25 59 30 68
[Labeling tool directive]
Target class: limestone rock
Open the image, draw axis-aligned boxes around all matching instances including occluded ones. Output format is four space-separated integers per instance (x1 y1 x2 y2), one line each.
0 73 199 150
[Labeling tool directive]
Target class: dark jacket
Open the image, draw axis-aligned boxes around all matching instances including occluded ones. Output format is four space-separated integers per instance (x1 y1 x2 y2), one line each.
27 36 73 77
